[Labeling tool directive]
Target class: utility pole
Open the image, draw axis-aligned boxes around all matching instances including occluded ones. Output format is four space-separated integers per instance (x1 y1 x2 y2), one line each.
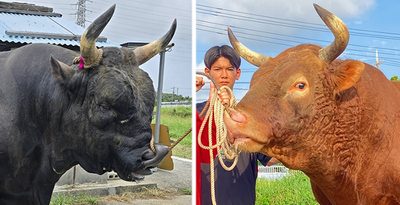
76 0 86 27
375 49 380 69
172 87 175 102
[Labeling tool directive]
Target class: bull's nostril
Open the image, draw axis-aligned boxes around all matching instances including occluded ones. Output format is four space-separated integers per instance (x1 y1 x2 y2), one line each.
229 109 247 123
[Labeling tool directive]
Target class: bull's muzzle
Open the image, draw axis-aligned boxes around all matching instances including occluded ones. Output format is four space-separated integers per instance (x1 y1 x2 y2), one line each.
141 144 169 169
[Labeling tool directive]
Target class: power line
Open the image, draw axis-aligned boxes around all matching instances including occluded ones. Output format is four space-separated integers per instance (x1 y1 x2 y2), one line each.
198 9 400 41
198 25 400 62
197 4 400 38
93 1 191 21
97 0 191 15
197 27 400 62
198 28 293 47
197 19 400 53
26 2 79 37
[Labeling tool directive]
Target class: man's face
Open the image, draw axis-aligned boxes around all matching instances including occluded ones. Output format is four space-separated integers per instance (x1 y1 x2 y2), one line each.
205 56 241 89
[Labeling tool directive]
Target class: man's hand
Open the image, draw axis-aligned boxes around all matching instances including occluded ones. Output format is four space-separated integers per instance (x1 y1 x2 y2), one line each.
218 87 232 107
196 76 205 92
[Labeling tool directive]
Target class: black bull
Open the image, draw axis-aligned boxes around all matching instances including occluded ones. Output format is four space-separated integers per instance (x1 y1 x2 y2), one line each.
0 5 175 205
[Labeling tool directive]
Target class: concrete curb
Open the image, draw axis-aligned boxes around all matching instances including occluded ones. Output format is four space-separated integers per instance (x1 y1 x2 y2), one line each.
171 156 192 163
53 181 157 197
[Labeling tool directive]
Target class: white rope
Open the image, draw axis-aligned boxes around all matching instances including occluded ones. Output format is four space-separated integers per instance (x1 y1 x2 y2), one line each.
197 86 240 205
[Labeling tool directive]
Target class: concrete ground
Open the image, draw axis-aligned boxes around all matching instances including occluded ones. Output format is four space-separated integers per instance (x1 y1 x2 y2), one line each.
139 156 192 191
98 195 192 205
53 156 192 205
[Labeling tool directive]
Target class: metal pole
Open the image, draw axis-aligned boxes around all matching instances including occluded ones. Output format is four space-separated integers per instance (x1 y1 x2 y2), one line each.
72 165 76 187
154 50 166 143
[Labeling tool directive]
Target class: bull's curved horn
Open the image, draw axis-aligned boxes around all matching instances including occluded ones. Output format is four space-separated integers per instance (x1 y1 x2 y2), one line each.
80 4 116 68
133 19 177 65
314 4 349 63
227 27 271 67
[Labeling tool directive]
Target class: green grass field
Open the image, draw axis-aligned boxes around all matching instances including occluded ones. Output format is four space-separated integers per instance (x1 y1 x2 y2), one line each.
153 106 192 159
256 171 318 205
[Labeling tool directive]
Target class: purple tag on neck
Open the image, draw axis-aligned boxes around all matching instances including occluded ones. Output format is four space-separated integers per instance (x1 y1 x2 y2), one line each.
78 56 85 70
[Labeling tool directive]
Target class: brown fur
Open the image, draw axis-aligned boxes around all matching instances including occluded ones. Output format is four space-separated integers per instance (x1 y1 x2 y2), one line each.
224 44 400 204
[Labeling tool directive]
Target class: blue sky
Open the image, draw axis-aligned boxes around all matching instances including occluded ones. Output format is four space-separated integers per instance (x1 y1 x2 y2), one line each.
196 0 400 101
2 0 192 97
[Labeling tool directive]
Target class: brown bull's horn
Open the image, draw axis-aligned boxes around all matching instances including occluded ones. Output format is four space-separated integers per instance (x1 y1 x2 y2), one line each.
314 4 349 63
133 19 177 65
80 4 116 68
227 27 271 67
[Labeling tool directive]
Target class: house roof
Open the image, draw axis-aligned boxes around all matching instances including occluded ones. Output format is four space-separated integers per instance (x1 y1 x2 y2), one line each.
0 4 116 47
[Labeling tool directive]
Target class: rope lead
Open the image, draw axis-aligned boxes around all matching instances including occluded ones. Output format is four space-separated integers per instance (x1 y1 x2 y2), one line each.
198 85 240 205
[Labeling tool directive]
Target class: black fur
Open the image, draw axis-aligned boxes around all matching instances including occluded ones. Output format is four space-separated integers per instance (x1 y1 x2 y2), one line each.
0 44 155 204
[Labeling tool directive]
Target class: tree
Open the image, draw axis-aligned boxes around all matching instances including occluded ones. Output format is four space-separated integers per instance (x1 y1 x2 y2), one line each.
391 76 399 81
158 92 191 102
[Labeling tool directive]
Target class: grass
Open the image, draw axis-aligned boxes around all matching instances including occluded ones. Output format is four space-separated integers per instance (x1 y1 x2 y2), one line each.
153 106 192 159
102 187 176 202
52 187 190 205
50 194 98 205
256 171 318 205
101 187 191 203
179 187 192 195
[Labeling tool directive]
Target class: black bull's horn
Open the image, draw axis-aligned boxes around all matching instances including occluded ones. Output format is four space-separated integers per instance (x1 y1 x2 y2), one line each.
79 5 115 68
133 19 177 65
227 4 349 66
80 4 177 68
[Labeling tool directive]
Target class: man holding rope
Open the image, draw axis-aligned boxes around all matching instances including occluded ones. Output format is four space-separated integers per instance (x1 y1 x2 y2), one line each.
196 45 274 205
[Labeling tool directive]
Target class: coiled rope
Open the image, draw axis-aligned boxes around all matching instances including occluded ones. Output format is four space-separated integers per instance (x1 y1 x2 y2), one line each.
196 72 240 205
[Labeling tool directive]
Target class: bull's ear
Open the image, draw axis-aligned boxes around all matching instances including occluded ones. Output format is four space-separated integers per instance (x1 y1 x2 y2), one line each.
332 60 364 94
50 56 74 85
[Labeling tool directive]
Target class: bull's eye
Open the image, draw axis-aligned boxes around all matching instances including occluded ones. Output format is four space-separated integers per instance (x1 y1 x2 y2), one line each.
99 103 110 111
295 82 306 90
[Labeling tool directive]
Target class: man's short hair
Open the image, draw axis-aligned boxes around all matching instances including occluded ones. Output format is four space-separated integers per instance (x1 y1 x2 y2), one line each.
204 45 241 69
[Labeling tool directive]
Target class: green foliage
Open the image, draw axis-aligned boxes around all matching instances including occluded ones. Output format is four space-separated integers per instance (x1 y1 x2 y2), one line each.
153 106 192 158
161 106 192 118
50 194 98 205
161 93 191 102
256 171 318 205
179 188 192 195
391 76 399 81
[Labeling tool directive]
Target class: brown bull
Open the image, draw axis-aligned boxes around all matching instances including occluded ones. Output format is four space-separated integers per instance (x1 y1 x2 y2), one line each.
224 4 400 205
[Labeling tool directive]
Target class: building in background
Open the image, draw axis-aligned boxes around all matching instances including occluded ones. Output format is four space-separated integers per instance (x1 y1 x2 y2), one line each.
0 1 113 51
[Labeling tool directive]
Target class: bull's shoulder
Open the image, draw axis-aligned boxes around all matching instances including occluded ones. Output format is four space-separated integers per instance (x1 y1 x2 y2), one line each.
359 63 398 91
391 81 400 91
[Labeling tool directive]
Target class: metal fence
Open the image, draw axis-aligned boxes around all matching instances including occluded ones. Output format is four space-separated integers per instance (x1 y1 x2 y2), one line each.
258 165 291 180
